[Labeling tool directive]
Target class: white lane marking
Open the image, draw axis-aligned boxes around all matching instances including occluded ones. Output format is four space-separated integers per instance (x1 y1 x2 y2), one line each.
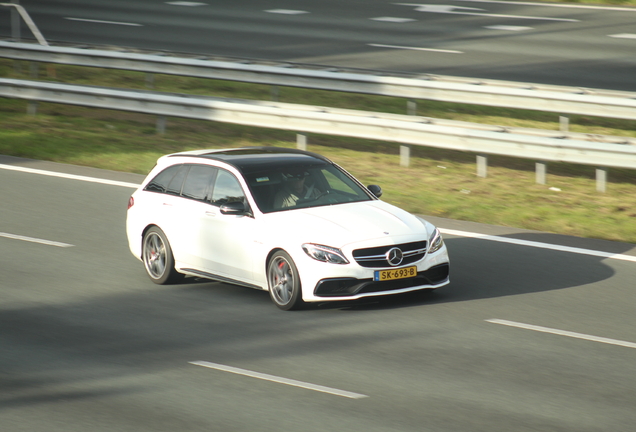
265 9 309 15
165 1 207 5
485 25 532 31
0 232 74 248
4 164 635 263
370 17 417 23
609 34 636 39
369 43 462 54
440 228 636 263
454 0 636 12
487 319 636 350
190 361 368 399
0 164 140 189
399 5 485 13
65 17 143 26
394 3 579 22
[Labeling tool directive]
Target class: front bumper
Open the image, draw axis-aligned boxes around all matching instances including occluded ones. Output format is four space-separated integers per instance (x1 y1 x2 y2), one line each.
293 233 450 303
314 263 449 297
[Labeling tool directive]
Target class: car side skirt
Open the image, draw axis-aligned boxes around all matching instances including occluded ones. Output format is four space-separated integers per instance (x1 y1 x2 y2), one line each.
180 268 265 291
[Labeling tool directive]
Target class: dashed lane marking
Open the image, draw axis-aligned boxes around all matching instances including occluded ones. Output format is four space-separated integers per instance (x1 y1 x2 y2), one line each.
370 17 416 23
265 9 309 15
65 17 143 26
369 43 462 53
485 25 533 31
190 361 368 399
609 34 636 39
165 1 207 6
487 319 636 350
0 232 74 248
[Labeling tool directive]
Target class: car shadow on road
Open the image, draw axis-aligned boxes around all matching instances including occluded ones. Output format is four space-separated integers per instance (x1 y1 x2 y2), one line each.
329 233 624 311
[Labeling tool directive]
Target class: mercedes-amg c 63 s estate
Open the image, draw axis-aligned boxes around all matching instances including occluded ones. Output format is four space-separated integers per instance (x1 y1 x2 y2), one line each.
126 147 450 310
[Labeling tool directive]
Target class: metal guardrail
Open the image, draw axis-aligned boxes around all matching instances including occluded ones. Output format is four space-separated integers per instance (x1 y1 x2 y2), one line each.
1 41 636 121
2 78 635 174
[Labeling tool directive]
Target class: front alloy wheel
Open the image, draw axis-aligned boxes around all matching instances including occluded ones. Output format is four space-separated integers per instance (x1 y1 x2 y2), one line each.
142 227 183 284
267 251 303 310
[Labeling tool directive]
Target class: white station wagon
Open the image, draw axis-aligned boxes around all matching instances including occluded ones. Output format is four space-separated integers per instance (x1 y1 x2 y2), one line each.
126 147 450 310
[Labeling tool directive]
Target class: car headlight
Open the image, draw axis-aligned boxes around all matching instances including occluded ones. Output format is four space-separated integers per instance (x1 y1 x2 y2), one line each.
428 227 444 254
302 244 349 264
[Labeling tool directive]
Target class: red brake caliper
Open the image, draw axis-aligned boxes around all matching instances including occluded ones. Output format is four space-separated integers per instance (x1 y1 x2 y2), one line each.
276 261 286 285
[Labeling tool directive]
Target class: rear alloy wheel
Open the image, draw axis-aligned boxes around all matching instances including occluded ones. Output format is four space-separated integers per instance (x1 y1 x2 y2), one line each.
142 227 183 284
267 251 303 310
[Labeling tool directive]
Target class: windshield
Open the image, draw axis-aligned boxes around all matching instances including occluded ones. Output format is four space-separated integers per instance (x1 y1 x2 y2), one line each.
244 162 374 213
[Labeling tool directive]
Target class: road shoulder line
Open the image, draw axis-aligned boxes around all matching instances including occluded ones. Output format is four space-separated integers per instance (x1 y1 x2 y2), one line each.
0 163 140 188
440 228 636 263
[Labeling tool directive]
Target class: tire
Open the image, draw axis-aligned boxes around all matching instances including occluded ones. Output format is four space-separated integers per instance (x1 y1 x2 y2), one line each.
142 227 184 285
267 251 304 311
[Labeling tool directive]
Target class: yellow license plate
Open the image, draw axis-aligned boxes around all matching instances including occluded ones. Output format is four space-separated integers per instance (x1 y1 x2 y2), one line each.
374 266 417 281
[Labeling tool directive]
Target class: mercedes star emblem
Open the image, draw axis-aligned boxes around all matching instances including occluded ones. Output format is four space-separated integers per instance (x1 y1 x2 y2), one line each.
386 247 404 266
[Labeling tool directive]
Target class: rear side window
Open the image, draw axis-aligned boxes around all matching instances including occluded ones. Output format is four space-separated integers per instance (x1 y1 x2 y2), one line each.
144 164 245 207
144 164 217 204
166 166 188 195
144 165 183 193
182 165 217 201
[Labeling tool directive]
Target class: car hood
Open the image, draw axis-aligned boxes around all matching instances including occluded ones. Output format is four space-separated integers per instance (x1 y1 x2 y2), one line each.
263 200 431 247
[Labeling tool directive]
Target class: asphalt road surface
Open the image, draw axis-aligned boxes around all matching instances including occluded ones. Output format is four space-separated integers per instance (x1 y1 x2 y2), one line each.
1 0 636 90
2 156 636 431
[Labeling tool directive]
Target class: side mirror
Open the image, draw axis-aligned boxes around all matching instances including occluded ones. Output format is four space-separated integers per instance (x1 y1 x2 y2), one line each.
220 201 249 215
367 185 382 198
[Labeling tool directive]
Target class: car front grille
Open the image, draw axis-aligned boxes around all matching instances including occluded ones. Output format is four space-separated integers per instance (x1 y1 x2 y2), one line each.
352 241 427 268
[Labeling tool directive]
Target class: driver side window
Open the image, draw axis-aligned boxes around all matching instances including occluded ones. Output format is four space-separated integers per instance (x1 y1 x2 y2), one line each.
210 169 245 206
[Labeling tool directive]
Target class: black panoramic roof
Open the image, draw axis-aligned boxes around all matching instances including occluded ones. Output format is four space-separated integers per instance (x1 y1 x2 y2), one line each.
170 147 333 174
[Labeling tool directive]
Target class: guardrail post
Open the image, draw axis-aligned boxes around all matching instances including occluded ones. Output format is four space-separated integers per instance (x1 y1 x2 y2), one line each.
10 0 20 41
560 115 569 133
400 145 411 167
596 167 607 193
407 99 417 116
145 73 154 89
271 85 279 101
46 64 56 78
402 100 415 166
536 162 547 184
477 155 488 178
296 133 307 150
29 61 38 78
27 100 37 115
156 115 166 134
10 0 22 74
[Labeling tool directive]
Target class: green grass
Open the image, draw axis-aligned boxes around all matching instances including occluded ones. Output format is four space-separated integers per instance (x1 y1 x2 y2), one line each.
527 0 636 4
546 0 636 4
2 59 636 243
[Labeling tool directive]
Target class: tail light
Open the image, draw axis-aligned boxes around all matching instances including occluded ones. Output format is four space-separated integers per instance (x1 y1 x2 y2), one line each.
128 196 134 209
